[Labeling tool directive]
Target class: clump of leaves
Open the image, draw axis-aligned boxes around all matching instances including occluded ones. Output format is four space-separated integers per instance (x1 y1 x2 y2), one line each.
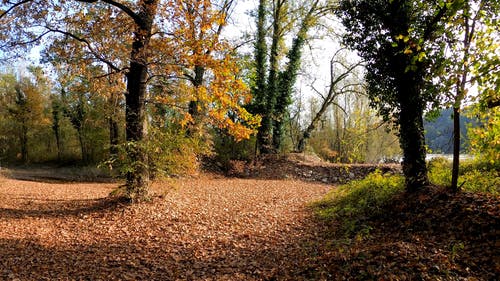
312 170 404 236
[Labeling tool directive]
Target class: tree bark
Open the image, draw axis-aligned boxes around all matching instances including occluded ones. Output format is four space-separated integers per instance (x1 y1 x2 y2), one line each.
452 2 475 192
77 128 87 163
451 106 460 190
51 98 63 161
273 0 318 152
187 65 205 137
124 0 158 202
398 80 429 192
109 117 119 156
250 0 268 121
257 0 284 154
20 121 28 164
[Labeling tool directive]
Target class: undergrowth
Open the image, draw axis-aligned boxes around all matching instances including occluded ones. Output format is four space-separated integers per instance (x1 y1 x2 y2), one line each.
428 157 499 194
312 170 405 236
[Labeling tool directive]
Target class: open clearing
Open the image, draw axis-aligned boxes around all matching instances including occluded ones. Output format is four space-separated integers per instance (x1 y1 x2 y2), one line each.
1 168 498 280
0 174 331 280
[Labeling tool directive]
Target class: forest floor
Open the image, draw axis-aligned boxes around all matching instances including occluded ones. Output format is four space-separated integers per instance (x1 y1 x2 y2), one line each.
0 159 499 280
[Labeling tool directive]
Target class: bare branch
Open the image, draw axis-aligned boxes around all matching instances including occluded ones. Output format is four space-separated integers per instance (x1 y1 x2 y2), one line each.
1 30 50 49
44 26 122 73
0 0 32 19
74 0 142 27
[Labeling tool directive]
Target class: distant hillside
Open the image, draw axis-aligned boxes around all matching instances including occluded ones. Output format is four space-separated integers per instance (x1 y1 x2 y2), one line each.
424 108 476 154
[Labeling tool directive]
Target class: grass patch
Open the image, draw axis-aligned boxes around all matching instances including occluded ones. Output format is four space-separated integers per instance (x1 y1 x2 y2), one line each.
428 157 499 194
312 170 404 236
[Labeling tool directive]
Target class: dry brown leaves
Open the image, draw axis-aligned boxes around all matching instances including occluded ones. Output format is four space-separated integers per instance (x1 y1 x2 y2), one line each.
0 175 331 280
1 169 498 280
312 186 500 280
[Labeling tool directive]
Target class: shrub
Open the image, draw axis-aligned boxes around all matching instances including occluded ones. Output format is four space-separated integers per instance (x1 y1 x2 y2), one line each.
213 131 255 171
427 157 452 187
313 170 405 236
427 157 499 194
461 169 500 194
104 127 209 180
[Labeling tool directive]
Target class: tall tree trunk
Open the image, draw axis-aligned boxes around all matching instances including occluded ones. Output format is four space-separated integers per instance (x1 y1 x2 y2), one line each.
451 106 460 190
187 65 205 137
252 0 269 154
273 0 318 152
77 128 87 164
109 117 119 156
451 1 474 192
52 100 62 161
54 125 62 161
398 82 429 192
257 0 284 154
20 121 28 164
124 0 158 201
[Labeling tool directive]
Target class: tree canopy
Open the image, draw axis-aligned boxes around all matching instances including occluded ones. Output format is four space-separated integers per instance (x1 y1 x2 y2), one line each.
1 0 258 201
337 0 463 191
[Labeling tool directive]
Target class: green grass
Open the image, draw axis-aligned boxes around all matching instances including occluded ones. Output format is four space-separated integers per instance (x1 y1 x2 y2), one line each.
312 170 405 236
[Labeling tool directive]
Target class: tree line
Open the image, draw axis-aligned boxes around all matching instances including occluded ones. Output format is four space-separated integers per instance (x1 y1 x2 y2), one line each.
0 0 498 201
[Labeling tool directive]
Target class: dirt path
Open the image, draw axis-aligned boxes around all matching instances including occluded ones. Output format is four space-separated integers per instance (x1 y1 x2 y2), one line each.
0 175 332 280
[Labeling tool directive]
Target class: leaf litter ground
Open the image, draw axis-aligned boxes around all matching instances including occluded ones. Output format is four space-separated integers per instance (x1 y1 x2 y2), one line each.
0 167 498 280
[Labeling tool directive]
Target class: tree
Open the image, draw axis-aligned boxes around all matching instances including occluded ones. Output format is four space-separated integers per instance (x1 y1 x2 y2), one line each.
430 0 499 190
337 0 460 191
167 0 234 136
467 1 500 166
1 0 159 200
1 70 49 163
296 49 363 152
249 0 322 154
440 0 493 190
1 0 257 201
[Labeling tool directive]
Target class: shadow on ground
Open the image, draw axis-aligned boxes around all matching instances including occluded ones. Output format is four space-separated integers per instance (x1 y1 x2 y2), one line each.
0 197 128 219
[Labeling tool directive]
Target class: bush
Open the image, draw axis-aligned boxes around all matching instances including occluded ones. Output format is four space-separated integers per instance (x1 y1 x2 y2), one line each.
213 131 255 171
313 170 405 236
460 169 500 194
427 157 452 187
427 157 499 194
104 127 209 180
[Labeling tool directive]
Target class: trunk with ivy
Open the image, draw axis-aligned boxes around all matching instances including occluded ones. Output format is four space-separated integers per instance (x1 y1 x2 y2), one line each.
253 0 319 154
124 0 159 201
397 72 429 192
250 0 269 154
257 0 284 154
273 1 317 151
391 12 430 191
336 0 457 191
